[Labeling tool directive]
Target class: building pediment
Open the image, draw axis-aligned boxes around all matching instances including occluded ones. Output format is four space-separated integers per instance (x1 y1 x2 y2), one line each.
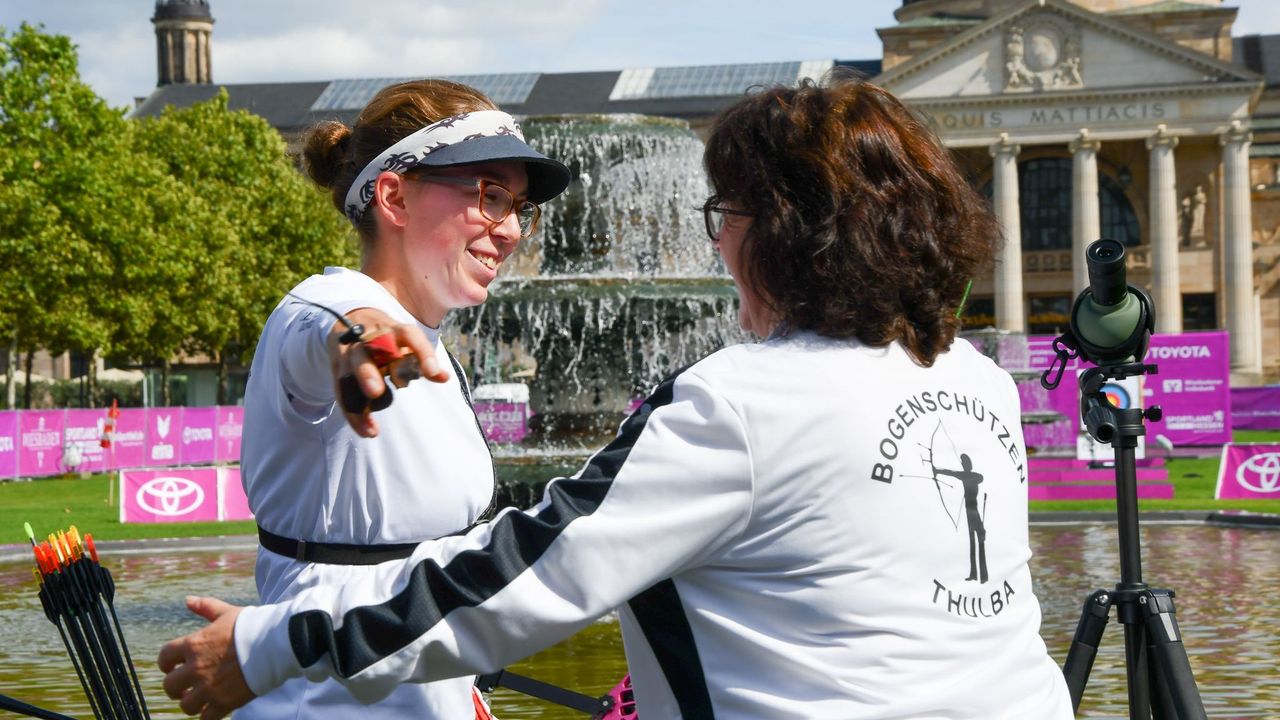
877 0 1259 101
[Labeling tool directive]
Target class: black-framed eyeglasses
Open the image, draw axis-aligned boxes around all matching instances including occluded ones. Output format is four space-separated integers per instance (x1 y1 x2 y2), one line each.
417 175 541 238
701 197 753 242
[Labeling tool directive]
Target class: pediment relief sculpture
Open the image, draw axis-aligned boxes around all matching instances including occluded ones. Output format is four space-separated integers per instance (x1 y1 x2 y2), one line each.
1004 16 1083 93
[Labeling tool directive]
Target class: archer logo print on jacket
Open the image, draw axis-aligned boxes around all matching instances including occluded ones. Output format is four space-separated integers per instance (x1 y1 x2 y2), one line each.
869 388 1026 619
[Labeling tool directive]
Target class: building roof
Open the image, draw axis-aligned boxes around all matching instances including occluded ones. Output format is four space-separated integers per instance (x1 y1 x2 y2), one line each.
132 82 329 131
132 59 885 131
894 15 983 28
1235 34 1280 88
152 0 213 22
1108 0 1229 16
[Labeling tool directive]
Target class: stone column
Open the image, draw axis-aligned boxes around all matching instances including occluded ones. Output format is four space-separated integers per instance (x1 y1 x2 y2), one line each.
1070 129 1102 296
1220 120 1259 372
1146 124 1181 332
990 133 1025 332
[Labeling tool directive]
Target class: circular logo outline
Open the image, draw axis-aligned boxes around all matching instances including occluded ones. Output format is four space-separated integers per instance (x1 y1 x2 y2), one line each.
136 476 206 516
1236 452 1280 494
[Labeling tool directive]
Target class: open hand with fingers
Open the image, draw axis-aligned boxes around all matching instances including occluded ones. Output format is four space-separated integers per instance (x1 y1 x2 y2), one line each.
326 307 450 438
157 596 254 720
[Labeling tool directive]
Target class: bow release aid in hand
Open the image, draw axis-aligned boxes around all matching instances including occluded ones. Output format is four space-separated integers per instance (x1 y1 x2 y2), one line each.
336 329 422 414
285 292 423 414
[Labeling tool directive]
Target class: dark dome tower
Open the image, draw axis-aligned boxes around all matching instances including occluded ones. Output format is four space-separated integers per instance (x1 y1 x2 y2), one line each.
152 0 214 86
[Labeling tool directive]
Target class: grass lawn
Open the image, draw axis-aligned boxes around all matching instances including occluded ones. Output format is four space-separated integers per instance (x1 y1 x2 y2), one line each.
1 431 1277 545
0 472 255 546
1031 429 1280 514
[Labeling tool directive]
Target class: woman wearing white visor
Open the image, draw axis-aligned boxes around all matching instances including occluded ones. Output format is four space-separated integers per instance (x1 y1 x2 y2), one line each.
229 79 569 720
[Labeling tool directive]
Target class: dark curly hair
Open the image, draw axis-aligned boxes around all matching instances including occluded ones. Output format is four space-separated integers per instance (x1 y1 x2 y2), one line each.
703 76 998 366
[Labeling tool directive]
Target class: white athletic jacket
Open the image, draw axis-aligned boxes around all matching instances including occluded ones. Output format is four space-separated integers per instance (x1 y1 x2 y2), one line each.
235 331 1074 719
238 267 493 719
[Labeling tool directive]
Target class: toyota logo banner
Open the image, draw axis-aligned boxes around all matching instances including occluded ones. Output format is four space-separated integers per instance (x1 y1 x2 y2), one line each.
1026 330 1232 449
119 467 255 523
1215 444 1280 500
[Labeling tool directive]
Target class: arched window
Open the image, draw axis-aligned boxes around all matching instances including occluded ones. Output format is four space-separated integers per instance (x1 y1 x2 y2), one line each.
983 158 1140 250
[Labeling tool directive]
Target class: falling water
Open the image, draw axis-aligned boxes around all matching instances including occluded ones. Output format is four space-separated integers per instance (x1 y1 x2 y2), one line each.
447 115 751 447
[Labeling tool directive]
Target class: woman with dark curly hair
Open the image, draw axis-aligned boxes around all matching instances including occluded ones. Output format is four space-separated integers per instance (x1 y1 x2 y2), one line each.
161 77 1072 720
701 77 995 362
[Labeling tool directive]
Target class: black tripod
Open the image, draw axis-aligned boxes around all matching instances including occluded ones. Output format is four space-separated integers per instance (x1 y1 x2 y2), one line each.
1042 239 1207 719
1061 363 1206 719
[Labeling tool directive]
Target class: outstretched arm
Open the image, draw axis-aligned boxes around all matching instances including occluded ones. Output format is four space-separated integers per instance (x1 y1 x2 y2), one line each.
159 368 754 717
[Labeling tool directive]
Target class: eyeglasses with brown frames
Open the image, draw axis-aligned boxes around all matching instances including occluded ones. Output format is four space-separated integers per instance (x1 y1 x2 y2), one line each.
417 175 542 238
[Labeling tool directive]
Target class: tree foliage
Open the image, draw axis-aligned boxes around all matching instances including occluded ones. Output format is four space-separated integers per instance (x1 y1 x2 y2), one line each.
133 90 355 401
0 24 123 369
0 25 357 406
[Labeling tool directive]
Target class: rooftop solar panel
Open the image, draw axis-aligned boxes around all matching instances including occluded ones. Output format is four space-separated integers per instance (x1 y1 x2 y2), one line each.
311 73 540 111
609 60 835 100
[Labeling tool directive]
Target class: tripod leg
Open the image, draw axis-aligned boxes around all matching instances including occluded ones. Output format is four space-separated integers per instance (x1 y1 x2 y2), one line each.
1148 643 1177 720
1122 621 1152 720
1063 589 1112 712
1140 588 1207 720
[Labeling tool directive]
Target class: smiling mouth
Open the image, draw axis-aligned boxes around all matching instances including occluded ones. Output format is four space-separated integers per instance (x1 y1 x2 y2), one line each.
469 250 500 271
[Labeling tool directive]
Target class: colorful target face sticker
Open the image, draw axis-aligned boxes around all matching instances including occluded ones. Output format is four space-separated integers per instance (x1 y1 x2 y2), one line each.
1100 382 1132 409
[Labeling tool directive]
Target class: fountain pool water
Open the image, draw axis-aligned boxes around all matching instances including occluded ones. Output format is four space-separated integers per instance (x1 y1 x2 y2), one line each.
2 522 1278 718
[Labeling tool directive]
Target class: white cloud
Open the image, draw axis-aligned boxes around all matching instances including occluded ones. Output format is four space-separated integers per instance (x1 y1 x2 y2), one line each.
71 22 156 109
3 0 1278 110
211 0 607 82
1237 2 1280 37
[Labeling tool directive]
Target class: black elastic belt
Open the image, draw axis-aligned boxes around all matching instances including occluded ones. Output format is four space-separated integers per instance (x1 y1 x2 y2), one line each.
257 526 419 566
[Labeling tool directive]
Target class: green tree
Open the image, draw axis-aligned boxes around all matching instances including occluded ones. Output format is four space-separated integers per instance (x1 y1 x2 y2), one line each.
133 90 355 403
1 27 353 408
0 24 132 407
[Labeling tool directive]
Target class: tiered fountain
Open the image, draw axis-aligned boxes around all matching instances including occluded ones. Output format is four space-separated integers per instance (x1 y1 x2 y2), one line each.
445 115 750 500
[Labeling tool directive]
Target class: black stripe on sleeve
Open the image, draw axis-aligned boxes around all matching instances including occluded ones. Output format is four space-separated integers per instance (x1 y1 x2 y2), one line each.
628 580 715 719
288 373 681 677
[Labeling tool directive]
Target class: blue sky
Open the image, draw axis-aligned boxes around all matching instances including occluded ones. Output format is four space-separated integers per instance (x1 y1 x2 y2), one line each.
3 0 1278 110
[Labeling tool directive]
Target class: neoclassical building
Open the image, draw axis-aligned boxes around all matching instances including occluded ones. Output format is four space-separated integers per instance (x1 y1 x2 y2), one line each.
136 0 1280 388
877 0 1274 381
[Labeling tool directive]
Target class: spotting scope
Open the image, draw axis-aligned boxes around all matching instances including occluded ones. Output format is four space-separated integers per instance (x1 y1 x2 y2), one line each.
1067 239 1154 367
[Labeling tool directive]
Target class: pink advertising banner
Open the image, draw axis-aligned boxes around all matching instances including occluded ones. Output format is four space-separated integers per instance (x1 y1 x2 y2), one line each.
215 405 244 463
1 405 244 477
475 402 530 444
145 407 184 467
120 468 221 523
1027 331 1232 447
19 410 65 477
1215 444 1280 500
220 466 253 521
1231 386 1280 431
63 409 111 474
180 407 217 466
0 411 16 478
111 408 149 469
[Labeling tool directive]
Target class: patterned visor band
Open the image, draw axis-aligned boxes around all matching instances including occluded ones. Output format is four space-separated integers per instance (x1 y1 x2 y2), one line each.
343 110 525 225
